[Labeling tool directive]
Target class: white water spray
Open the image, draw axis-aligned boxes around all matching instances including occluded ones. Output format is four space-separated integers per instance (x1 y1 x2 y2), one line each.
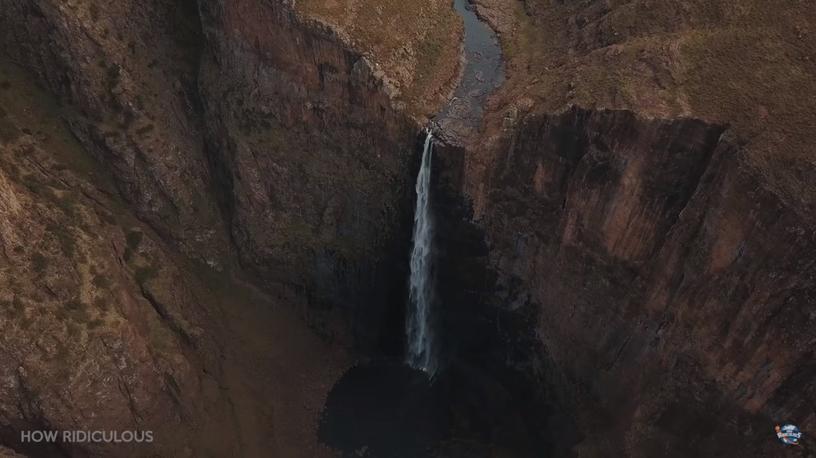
406 130 436 376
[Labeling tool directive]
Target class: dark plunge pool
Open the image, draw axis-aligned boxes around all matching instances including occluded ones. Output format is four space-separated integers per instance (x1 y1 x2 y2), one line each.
319 2 566 456
318 362 448 457
318 358 576 458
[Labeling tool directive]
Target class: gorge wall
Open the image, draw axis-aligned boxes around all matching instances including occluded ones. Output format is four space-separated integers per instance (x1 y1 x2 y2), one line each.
0 0 429 455
0 0 227 266
443 107 816 456
1 0 814 456
1 0 425 347
197 0 421 349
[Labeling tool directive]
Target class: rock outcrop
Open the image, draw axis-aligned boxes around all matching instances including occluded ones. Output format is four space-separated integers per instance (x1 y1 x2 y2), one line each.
295 0 463 118
0 61 217 457
0 0 227 266
447 107 816 456
0 1 389 455
197 0 421 348
0 58 349 457
433 0 816 454
2 0 815 456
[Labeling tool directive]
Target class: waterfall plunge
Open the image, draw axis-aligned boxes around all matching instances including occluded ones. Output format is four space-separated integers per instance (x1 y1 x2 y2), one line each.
406 130 436 377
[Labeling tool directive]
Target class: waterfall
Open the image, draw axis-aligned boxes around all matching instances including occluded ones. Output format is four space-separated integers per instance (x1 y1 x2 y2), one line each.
406 130 436 376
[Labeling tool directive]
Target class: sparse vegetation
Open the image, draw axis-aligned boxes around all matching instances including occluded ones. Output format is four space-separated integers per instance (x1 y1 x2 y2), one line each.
135 264 159 285
93 296 109 310
66 321 81 337
65 298 91 322
0 116 19 143
126 229 143 249
135 123 154 136
47 223 76 257
20 316 34 330
53 191 78 217
0 59 117 188
124 229 143 261
92 274 110 289
89 3 100 22
485 0 816 204
32 253 48 273
98 209 118 226
65 298 84 311
296 0 462 117
20 174 45 195
11 297 25 318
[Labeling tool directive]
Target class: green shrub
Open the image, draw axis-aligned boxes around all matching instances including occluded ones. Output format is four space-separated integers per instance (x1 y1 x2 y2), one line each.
126 230 143 250
66 299 90 322
11 297 24 317
93 296 108 310
135 124 155 137
89 3 100 22
135 264 159 285
65 299 84 311
21 175 44 195
92 274 110 289
47 223 76 256
31 253 48 273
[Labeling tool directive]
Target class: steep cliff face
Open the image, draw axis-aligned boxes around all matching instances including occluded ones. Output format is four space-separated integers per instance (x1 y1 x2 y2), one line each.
295 0 463 119
0 0 412 454
0 0 227 266
3 0 813 456
198 0 420 348
452 107 816 456
473 0 816 218
0 62 216 457
1 0 423 347
437 0 816 452
0 60 349 457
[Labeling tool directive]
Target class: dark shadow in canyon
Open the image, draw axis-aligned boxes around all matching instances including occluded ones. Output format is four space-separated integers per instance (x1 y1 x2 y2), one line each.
318 139 579 458
319 362 447 457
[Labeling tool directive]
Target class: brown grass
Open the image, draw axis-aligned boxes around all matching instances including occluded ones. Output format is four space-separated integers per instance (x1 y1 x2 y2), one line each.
480 0 816 207
296 0 463 117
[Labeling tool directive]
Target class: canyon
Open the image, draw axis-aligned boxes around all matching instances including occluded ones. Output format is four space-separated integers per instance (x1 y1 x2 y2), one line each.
0 0 814 457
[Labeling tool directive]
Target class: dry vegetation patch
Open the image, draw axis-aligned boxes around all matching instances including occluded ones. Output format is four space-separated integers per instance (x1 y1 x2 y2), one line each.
473 0 816 210
297 0 464 118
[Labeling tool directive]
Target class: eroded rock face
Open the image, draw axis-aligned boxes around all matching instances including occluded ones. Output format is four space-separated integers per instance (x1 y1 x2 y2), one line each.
198 0 419 348
455 107 816 456
1 0 422 348
0 0 398 454
0 66 219 456
295 0 464 119
0 0 227 266
4 0 812 457
0 59 350 457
